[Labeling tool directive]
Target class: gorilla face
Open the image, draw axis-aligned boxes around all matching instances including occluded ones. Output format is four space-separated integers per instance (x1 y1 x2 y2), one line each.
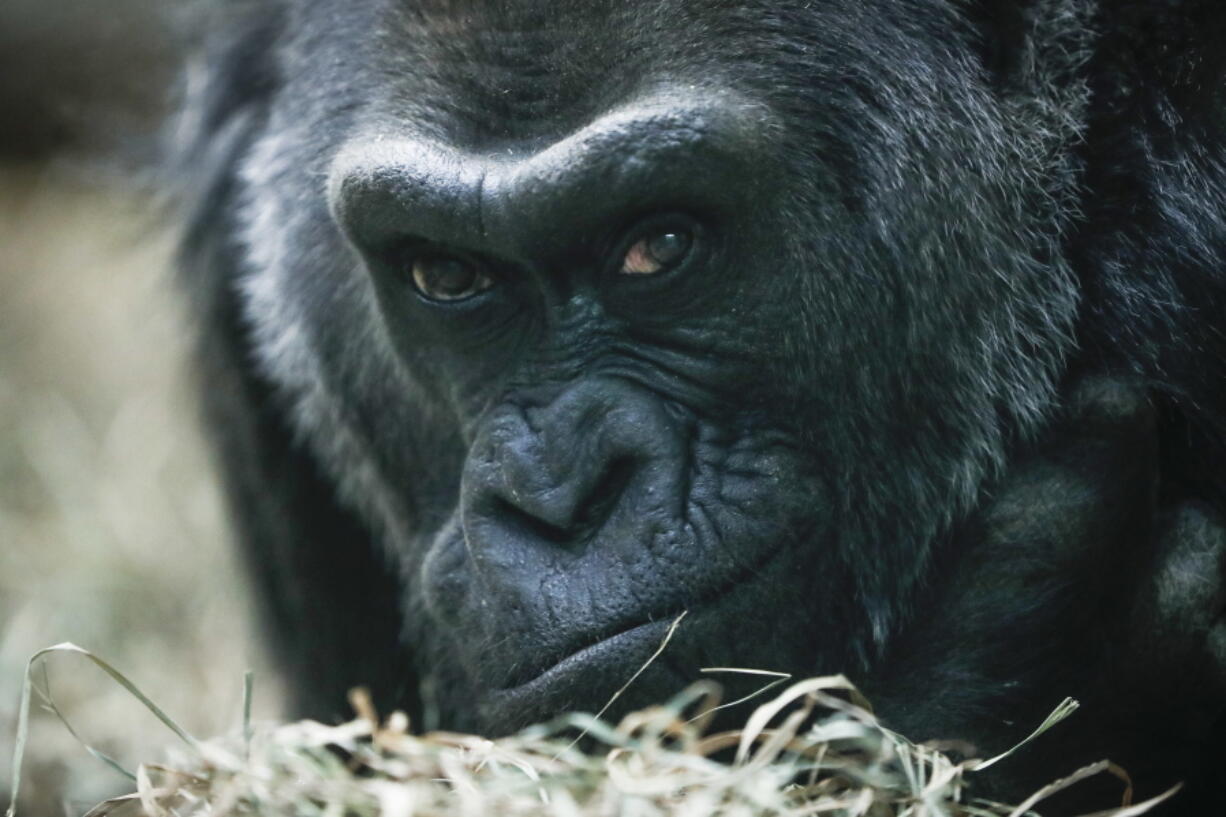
230 0 1086 730
332 90 838 723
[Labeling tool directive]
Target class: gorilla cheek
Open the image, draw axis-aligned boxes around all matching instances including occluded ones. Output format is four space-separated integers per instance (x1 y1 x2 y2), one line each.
417 519 471 627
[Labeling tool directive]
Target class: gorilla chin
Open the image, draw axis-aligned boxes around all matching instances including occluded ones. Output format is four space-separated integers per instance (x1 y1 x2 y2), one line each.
178 0 1226 812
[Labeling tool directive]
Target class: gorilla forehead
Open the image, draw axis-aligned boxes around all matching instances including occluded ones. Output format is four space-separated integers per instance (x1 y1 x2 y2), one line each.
289 0 993 150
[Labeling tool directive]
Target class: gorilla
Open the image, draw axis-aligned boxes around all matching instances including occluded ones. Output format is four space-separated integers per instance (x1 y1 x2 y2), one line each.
175 0 1226 811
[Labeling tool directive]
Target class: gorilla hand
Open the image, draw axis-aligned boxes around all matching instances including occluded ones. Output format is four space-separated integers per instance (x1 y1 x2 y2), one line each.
871 375 1226 808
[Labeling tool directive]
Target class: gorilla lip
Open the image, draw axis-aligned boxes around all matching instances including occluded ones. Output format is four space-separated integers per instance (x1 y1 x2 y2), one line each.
491 618 674 703
489 528 803 696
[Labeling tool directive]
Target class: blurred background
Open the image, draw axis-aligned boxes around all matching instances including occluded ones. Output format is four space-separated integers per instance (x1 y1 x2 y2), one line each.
0 2 281 813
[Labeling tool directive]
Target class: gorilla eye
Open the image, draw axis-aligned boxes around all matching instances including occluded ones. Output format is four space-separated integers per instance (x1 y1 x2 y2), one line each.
410 254 494 301
620 228 693 275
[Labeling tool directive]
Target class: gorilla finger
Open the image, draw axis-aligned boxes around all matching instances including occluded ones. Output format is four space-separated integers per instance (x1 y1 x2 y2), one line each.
974 376 1159 562
1059 374 1157 437
1012 374 1159 501
1126 503 1226 719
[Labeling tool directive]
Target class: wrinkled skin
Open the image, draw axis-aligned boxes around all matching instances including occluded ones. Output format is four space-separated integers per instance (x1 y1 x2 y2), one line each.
177 0 1226 811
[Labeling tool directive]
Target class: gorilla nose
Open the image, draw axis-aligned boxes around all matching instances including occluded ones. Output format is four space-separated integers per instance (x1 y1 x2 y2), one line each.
462 381 680 552
490 453 639 543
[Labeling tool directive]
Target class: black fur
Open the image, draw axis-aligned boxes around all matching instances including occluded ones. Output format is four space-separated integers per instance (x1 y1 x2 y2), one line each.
174 1 1226 811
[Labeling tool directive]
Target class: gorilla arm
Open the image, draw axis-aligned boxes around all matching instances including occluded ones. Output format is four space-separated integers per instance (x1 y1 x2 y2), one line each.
869 375 1226 808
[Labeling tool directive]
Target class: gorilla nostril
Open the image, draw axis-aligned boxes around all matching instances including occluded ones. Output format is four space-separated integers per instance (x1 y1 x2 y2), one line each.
490 495 572 547
571 456 638 537
483 456 640 550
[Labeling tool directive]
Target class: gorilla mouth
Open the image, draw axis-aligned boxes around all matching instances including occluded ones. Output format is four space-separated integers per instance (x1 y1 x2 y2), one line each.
496 617 676 698
494 608 678 693
491 528 803 695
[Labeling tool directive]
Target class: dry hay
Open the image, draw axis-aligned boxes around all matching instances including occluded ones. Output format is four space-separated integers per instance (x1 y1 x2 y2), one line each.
8 641 1178 817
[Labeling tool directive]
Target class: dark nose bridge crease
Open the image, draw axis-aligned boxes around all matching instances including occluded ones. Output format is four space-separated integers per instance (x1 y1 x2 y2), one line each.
328 94 761 263
461 378 683 555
